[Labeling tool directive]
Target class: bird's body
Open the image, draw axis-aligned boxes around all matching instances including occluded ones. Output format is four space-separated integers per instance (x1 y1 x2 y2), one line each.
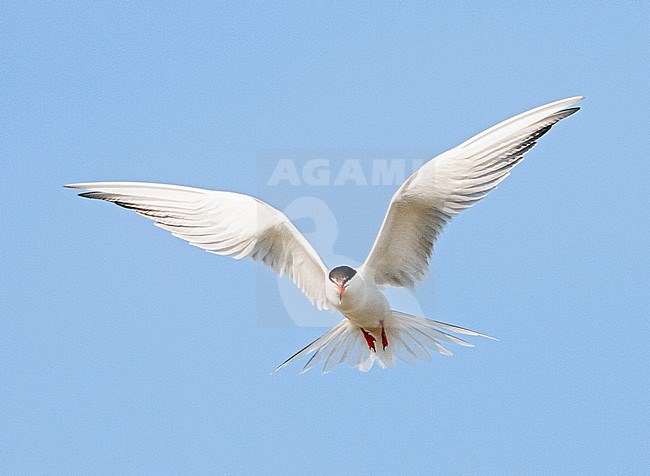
328 268 390 329
66 96 582 373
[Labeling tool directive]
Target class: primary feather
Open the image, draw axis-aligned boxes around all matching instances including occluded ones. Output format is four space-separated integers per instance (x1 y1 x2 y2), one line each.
65 182 332 310
360 96 583 289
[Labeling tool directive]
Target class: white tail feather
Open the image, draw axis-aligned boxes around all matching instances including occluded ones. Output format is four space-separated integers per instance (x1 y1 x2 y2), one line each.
273 310 495 374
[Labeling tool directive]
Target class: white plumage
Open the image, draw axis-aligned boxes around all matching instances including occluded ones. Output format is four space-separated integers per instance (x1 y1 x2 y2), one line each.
71 183 331 311
360 97 581 289
66 96 582 374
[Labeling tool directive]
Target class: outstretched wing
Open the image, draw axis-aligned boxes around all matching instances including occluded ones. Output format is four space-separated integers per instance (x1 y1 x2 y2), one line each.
66 182 331 310
360 96 583 289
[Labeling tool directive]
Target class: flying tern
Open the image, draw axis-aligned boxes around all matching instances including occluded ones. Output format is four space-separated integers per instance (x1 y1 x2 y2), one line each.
66 96 582 373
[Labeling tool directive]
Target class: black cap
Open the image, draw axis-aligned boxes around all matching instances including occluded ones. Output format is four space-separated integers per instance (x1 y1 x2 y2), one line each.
328 266 357 284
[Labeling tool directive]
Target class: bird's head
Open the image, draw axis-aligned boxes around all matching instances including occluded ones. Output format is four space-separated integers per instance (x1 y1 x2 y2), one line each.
328 265 358 304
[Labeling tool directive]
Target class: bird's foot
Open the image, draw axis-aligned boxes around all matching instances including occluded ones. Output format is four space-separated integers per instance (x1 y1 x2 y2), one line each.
380 322 388 350
360 328 376 352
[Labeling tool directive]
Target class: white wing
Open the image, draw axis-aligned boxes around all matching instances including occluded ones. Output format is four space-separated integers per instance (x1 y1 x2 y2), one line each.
360 96 583 289
66 182 332 310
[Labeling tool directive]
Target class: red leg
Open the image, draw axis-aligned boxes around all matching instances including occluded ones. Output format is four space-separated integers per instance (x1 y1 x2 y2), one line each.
380 322 388 350
360 328 376 352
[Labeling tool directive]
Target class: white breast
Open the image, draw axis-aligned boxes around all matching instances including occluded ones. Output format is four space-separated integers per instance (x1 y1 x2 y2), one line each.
330 275 391 329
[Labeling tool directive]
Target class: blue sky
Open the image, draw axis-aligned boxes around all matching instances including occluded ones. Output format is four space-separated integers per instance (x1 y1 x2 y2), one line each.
1 2 648 474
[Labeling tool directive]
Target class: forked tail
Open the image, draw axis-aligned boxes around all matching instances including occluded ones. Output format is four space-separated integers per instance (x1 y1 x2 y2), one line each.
273 310 496 374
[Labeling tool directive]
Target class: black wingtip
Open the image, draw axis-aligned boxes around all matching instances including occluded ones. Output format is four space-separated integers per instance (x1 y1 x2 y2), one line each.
562 106 581 116
78 191 103 199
